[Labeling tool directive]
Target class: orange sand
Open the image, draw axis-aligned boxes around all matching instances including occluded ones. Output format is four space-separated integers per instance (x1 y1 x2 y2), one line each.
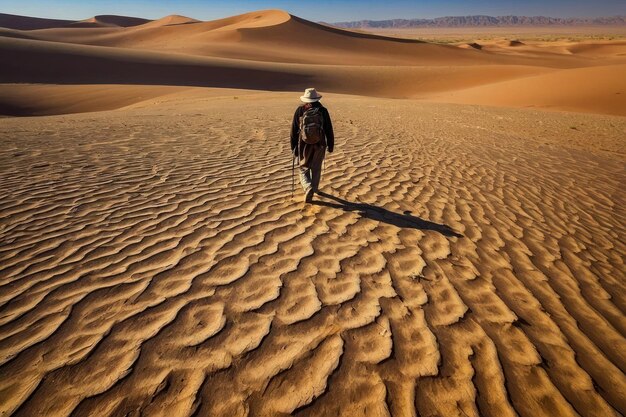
0 10 625 417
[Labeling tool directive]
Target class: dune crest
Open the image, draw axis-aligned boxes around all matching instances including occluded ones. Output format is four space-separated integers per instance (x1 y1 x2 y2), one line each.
75 15 151 27
138 15 200 29
206 9 292 30
0 13 74 30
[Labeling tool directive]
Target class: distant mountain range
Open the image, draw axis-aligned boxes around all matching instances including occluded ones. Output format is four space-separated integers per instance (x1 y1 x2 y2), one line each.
330 15 626 29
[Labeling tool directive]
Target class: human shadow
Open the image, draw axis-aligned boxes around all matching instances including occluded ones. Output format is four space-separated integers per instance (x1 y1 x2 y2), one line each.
313 191 463 238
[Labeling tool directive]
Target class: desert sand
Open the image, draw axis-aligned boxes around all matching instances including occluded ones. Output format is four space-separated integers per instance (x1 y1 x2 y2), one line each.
1 10 626 115
0 9 625 417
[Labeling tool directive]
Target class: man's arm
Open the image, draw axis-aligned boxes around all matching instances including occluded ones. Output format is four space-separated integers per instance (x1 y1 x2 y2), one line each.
324 108 334 153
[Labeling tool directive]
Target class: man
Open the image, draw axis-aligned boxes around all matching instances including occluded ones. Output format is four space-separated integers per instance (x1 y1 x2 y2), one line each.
290 88 334 203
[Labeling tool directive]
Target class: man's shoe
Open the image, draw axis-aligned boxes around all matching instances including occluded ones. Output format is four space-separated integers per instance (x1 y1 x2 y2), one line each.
304 188 314 203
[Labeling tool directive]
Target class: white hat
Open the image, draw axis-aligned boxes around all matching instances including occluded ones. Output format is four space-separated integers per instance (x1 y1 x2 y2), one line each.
300 88 322 103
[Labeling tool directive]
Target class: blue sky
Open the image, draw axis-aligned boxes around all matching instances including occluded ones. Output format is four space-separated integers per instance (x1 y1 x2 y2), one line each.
1 0 624 21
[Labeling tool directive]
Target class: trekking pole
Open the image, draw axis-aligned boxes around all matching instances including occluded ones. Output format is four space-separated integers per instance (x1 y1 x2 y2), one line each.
291 149 295 197
321 146 327 184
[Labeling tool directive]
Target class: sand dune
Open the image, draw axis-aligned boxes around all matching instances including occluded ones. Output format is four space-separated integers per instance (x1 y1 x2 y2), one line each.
567 40 626 57
470 38 626 61
1 9 625 117
0 84 187 116
427 64 626 115
5 10 483 65
0 34 559 111
0 13 150 30
138 15 200 29
0 13 74 30
0 32 500 86
1 34 622 115
0 37 312 92
0 21 626 114
0 8 625 417
70 15 151 28
3 10 604 67
0 91 624 417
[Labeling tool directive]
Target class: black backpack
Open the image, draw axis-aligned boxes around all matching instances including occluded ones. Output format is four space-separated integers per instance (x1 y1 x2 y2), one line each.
299 106 324 145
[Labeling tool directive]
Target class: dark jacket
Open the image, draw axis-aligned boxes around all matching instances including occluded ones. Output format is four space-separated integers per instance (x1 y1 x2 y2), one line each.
290 102 334 153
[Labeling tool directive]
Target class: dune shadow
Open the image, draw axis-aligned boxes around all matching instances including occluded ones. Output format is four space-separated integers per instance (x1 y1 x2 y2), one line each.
313 191 463 238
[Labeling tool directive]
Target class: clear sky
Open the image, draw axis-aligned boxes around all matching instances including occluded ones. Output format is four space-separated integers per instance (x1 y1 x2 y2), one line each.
1 0 624 22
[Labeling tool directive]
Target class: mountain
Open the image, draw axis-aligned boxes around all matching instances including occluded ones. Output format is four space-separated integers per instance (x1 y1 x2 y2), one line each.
330 15 626 29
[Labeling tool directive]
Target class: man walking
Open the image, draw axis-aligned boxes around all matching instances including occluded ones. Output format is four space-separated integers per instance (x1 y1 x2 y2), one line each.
291 88 334 203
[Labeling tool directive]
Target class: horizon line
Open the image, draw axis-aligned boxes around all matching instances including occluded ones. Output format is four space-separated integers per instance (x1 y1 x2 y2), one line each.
2 9 626 24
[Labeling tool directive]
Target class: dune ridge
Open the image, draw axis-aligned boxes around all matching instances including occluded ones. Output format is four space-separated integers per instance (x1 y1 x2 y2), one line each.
70 15 151 28
138 15 200 29
0 13 74 30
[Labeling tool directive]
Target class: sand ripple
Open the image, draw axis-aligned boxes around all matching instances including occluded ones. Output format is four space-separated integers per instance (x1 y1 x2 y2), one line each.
0 94 624 416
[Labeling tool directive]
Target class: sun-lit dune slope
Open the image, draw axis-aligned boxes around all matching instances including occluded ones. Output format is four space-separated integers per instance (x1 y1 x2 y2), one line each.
203 12 494 65
0 27 39 40
0 13 74 30
1 9 587 67
567 40 626 57
474 39 626 62
428 64 626 116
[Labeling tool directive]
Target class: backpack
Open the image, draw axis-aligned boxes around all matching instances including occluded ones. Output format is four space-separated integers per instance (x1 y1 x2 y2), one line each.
299 106 324 145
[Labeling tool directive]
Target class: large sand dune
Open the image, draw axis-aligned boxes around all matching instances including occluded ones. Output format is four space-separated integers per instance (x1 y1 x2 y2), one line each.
4 9 620 66
0 8 625 417
0 91 624 417
0 34 561 107
428 64 626 115
1 10 625 115
0 13 74 30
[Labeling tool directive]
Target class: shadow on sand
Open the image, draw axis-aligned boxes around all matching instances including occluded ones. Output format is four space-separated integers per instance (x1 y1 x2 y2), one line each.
313 191 463 238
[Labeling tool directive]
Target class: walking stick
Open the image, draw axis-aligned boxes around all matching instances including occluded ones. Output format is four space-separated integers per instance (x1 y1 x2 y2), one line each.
291 149 295 197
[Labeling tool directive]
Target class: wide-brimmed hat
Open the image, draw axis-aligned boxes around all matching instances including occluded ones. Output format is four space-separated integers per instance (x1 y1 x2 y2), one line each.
300 88 322 103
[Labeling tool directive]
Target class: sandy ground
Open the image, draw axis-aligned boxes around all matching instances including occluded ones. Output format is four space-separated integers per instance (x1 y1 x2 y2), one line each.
1 89 625 417
1 9 625 417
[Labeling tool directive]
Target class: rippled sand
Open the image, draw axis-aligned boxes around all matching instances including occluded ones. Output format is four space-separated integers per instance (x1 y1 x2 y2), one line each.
0 91 624 416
